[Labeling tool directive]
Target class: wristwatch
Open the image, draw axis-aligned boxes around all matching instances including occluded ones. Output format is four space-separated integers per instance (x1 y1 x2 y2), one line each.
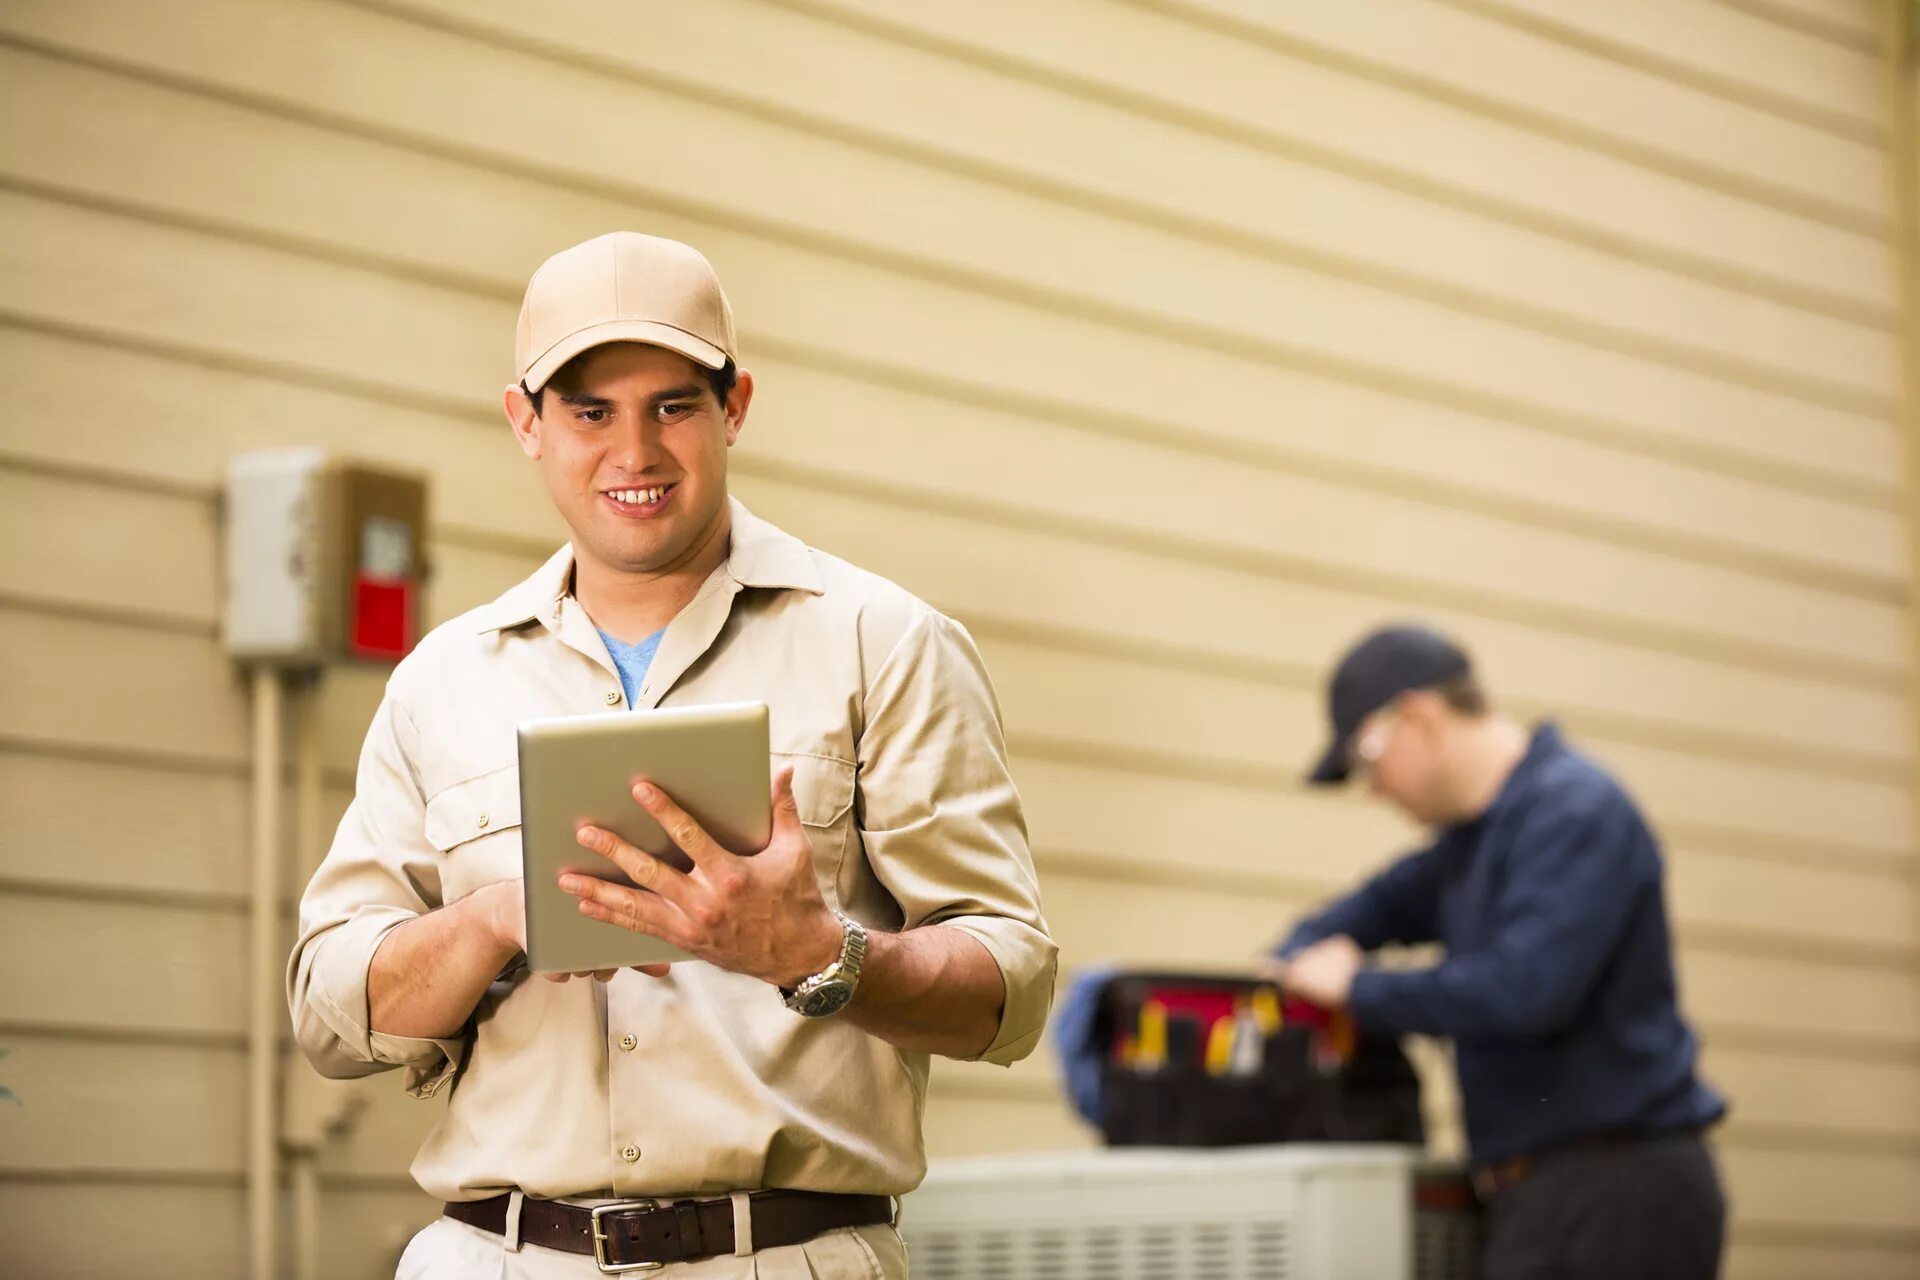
782 911 867 1018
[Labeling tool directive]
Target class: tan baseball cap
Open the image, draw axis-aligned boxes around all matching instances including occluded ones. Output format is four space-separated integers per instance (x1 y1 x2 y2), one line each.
514 232 736 392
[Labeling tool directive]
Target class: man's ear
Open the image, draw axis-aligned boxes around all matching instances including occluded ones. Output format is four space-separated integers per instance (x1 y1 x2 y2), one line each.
722 368 756 447
504 383 542 460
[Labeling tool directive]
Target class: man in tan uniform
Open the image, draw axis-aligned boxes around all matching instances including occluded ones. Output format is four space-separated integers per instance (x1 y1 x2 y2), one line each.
289 232 1057 1277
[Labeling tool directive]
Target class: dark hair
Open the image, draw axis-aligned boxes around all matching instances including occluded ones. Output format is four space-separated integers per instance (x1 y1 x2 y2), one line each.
1432 671 1490 716
524 351 738 415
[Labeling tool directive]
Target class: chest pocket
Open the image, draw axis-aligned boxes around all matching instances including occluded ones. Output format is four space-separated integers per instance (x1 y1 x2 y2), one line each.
778 752 856 906
424 766 523 902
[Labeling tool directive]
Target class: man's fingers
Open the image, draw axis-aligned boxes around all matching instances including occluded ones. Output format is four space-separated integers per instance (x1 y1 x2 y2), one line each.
574 828 695 908
630 778 731 870
633 963 673 979
566 874 688 945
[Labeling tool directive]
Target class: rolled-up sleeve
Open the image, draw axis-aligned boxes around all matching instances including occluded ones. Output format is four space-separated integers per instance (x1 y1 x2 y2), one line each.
856 611 1058 1067
286 689 466 1098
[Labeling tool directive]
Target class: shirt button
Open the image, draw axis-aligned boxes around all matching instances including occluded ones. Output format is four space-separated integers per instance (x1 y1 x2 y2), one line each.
620 1144 640 1163
476 813 489 830
604 689 621 706
619 1033 637 1052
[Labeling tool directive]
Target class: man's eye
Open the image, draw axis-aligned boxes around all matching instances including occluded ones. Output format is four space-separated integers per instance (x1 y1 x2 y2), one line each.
576 409 611 424
659 402 695 421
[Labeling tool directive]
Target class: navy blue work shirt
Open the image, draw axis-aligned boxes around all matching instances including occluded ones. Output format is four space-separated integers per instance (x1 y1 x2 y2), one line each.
1278 723 1726 1162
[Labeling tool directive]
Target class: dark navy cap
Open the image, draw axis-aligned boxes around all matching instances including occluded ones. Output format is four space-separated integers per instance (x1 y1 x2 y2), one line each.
1307 625 1472 785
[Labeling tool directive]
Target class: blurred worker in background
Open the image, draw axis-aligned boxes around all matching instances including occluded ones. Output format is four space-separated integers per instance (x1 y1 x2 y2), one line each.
1272 625 1727 1280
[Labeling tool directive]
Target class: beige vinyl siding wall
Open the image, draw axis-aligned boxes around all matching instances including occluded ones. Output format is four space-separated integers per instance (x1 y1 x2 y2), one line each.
0 0 1915 1273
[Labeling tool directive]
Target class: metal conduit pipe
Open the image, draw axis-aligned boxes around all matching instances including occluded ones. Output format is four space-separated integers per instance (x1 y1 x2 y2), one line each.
290 675 325 1280
249 666 285 1278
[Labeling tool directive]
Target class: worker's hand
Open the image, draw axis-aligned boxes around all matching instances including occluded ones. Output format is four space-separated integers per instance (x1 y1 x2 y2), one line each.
560 766 845 990
476 878 626 983
1278 934 1363 1009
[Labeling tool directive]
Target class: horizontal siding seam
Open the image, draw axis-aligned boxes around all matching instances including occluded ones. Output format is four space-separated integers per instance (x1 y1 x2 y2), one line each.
1103 0 1890 233
1425 0 1885 143
1706 0 1885 56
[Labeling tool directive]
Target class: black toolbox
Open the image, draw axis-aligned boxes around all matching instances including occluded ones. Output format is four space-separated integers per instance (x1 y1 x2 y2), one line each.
1092 970 1426 1148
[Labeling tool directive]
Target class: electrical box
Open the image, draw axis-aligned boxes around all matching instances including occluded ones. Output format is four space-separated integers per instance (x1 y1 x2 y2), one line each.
223 450 428 667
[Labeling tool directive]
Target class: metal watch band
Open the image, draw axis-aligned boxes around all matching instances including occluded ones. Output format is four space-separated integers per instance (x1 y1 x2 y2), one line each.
783 911 865 1015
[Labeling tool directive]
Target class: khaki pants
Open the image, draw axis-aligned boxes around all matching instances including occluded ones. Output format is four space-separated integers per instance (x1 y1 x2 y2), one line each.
397 1210 909 1279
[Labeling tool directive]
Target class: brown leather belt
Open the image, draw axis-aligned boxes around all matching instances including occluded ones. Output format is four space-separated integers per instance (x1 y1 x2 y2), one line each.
1470 1127 1703 1202
1469 1154 1534 1200
445 1189 892 1272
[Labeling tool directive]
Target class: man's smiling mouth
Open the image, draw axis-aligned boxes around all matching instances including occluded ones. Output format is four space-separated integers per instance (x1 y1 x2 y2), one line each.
603 483 679 513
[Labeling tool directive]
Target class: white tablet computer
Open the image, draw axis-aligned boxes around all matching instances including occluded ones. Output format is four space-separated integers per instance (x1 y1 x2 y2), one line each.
517 701 771 973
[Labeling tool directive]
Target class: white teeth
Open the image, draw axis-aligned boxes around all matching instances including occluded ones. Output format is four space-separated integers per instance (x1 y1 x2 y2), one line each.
612 486 669 505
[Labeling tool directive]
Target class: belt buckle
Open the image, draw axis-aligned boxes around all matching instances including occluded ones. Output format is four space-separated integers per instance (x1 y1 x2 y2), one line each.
590 1202 667 1274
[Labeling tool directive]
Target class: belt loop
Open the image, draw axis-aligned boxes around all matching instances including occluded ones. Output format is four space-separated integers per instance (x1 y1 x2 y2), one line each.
503 1190 524 1252
730 1191 754 1257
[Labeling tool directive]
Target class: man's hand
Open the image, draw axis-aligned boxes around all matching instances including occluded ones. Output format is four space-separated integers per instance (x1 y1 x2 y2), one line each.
474 878 627 984
1278 935 1364 1010
559 766 844 989
364 876 627 1042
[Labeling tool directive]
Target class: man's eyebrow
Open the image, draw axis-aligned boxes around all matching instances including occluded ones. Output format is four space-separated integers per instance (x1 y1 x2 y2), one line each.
556 383 706 407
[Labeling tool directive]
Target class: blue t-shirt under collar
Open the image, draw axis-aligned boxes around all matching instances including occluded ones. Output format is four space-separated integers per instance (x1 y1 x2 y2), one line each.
598 627 665 708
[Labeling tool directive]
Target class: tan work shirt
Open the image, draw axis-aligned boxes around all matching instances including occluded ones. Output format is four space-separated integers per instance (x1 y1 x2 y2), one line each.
288 499 1056 1202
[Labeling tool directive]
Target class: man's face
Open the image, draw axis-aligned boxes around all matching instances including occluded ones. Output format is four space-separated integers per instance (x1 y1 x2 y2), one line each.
1352 692 1453 825
504 342 752 579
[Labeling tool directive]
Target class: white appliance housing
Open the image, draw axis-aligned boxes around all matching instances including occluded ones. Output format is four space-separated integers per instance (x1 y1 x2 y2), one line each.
900 1146 1416 1280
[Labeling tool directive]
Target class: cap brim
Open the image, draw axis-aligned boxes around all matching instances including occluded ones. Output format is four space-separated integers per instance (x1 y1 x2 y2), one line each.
522 318 729 391
1307 739 1351 786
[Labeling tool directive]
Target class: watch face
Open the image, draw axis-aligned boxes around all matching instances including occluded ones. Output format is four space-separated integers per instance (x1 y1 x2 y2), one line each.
799 980 853 1018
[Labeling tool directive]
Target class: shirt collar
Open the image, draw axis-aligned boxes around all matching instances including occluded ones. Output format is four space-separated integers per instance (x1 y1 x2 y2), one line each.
473 497 822 635
1443 720 1564 836
1478 721 1564 819
722 497 823 595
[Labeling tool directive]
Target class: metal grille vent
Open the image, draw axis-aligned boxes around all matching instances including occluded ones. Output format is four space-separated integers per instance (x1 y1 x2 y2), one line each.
1413 1206 1483 1280
909 1218 1294 1280
901 1147 1414 1280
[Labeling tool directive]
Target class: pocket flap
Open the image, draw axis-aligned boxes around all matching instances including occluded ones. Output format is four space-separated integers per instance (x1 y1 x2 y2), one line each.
424 767 522 851
778 752 855 827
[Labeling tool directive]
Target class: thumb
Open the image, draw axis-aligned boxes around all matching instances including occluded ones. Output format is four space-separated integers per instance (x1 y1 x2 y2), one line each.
770 765 802 833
